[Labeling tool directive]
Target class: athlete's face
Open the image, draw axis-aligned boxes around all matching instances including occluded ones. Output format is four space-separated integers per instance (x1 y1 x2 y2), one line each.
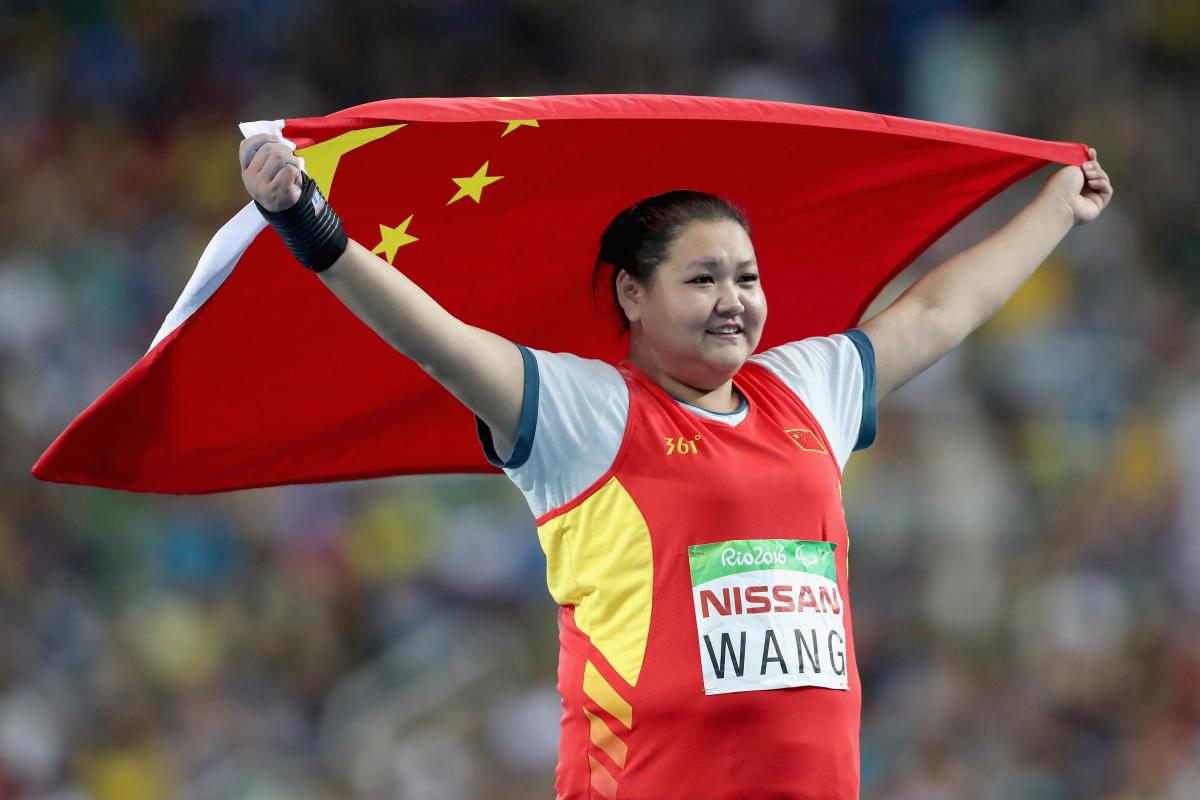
619 218 766 388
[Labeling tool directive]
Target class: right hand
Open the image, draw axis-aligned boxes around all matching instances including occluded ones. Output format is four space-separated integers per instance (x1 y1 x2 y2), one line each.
239 133 304 212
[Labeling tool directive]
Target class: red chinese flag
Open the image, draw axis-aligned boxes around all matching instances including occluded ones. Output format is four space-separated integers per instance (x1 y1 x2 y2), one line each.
32 95 1086 494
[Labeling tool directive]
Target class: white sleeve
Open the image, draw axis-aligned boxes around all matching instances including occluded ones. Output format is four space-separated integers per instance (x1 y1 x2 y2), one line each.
747 328 877 472
475 345 629 519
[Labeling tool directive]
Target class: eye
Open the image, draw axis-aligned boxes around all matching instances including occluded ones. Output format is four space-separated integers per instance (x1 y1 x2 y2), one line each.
739 274 759 283
690 275 714 284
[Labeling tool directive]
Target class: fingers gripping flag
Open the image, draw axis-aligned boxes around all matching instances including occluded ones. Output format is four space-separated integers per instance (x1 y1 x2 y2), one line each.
33 95 1088 493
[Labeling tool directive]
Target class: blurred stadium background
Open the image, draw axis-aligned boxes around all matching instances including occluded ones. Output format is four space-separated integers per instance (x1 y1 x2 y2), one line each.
1 1 1198 798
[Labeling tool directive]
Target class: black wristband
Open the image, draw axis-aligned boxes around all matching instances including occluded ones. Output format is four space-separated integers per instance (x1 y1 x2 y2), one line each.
254 172 348 273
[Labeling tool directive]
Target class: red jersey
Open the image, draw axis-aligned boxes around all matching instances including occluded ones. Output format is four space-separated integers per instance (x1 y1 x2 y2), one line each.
535 357 861 799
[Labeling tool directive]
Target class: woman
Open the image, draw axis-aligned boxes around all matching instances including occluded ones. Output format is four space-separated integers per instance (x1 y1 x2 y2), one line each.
239 133 1112 799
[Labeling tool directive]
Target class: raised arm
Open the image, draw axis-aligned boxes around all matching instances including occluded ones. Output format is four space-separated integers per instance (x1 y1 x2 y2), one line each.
858 148 1113 402
239 133 525 453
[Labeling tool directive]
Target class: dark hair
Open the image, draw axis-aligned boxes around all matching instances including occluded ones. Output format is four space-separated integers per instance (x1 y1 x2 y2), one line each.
592 190 751 334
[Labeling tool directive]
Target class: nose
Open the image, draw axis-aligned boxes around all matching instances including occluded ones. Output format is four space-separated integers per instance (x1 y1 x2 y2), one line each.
716 282 745 316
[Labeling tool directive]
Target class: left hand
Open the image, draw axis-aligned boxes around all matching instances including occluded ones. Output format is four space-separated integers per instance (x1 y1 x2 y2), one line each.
1040 146 1114 227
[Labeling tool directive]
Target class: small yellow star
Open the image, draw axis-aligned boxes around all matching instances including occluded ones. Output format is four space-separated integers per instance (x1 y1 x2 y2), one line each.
371 215 418 264
447 161 504 205
499 119 539 137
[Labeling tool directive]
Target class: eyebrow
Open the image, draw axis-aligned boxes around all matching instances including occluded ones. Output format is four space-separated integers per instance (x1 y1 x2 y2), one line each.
686 257 757 269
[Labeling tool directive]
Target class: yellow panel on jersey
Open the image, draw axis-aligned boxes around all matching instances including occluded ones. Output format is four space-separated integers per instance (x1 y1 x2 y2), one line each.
536 476 653 687
584 707 628 768
588 755 618 800
582 661 633 729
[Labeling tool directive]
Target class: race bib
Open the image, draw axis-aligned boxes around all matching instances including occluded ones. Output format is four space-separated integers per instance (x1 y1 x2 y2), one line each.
688 539 849 695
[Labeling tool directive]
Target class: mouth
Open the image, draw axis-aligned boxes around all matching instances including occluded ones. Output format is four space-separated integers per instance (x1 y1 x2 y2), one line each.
705 325 743 339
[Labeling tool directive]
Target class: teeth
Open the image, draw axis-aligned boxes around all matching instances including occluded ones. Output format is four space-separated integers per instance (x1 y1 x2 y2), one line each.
708 327 740 334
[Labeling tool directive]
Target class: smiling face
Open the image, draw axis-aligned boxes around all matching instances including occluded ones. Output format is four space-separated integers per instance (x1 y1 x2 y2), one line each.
618 218 766 391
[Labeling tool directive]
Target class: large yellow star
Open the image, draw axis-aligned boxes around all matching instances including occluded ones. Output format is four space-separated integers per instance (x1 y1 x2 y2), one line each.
371 215 418 264
447 162 504 205
499 119 538 137
295 124 404 201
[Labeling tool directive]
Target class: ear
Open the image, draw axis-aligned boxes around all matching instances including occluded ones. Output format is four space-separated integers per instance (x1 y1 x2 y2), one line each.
615 269 646 324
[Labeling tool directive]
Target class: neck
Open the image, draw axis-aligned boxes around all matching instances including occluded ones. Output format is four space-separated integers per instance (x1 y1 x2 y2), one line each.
628 337 740 413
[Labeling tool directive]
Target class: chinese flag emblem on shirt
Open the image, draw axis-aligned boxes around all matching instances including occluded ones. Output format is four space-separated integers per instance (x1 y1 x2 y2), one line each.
787 429 829 455
32 95 1087 493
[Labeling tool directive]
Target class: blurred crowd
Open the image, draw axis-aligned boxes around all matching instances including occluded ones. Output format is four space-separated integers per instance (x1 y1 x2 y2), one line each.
1 1 1198 798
